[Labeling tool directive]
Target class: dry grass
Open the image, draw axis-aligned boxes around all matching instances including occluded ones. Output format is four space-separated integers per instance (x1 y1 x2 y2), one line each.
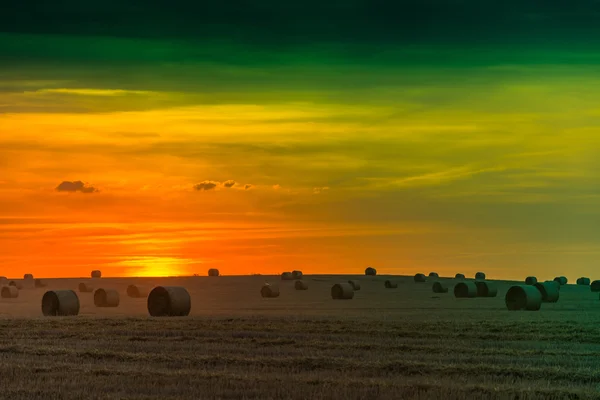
0 275 599 399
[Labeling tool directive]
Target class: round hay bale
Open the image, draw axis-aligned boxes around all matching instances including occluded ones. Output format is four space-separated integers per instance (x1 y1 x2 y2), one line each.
331 283 354 299
291 270 303 280
147 286 191 317
591 280 600 292
384 280 398 289
505 285 542 311
414 273 427 283
9 281 23 289
365 267 377 276
525 276 537 285
93 288 120 307
454 282 477 298
475 272 486 280
34 279 46 288
294 280 308 290
455 273 465 279
78 282 94 293
428 272 439 278
576 277 590 285
24 274 33 280
90 270 102 279
208 268 219 277
432 281 448 293
534 281 560 303
127 285 149 298
260 283 279 298
1 286 18 299
348 280 361 290
42 290 80 316
475 281 498 297
554 276 568 285
281 272 294 281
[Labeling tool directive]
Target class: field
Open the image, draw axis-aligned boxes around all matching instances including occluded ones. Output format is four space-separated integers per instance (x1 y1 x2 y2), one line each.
1 275 600 399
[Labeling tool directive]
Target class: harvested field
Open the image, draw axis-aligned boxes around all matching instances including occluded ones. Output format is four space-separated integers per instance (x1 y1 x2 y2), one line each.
0 274 599 399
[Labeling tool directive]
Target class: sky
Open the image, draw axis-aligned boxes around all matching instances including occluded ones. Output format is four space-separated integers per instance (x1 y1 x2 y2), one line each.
1 1 600 279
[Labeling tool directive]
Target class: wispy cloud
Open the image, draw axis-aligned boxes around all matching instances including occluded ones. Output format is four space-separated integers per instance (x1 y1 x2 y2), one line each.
55 180 98 193
31 88 155 96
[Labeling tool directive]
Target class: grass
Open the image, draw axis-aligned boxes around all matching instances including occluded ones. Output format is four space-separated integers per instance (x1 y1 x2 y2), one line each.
0 275 599 399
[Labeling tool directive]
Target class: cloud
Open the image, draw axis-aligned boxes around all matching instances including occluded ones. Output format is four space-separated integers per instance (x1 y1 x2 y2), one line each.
55 180 97 193
193 181 219 191
244 184 253 190
223 180 236 188
31 88 155 97
273 184 281 190
313 186 330 194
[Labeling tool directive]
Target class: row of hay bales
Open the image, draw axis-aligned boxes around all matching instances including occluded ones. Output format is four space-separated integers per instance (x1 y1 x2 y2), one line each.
0 274 47 299
41 286 192 317
526 275 600 293
414 272 485 282
260 279 362 299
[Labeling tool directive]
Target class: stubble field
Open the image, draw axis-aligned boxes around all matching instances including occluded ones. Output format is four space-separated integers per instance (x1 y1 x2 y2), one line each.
1 274 599 399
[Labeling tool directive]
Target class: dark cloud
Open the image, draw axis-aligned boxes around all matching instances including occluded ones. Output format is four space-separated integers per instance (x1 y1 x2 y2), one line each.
55 180 97 193
244 184 253 190
193 181 219 191
223 180 236 188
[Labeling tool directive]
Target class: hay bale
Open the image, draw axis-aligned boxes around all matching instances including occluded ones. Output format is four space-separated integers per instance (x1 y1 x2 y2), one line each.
455 273 465 279
348 280 361 290
534 281 560 303
9 281 23 289
591 280 600 292
384 280 398 289
428 272 439 278
475 272 486 280
454 282 478 298
281 272 294 281
208 268 219 277
414 273 427 283
294 280 308 290
127 285 149 298
432 281 448 293
90 270 102 279
42 290 80 316
365 267 377 276
331 283 354 299
505 285 542 311
34 279 47 288
147 286 191 317
525 276 538 285
23 274 33 280
1 286 18 299
78 282 94 293
93 288 120 307
554 276 568 285
292 270 303 280
576 277 590 285
260 283 280 298
475 281 498 297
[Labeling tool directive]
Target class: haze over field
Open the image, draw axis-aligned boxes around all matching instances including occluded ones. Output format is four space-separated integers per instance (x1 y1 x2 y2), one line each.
1 1 600 278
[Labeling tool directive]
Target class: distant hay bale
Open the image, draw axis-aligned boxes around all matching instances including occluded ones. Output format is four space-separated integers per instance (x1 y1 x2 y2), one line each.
534 281 560 303
294 280 308 290
414 273 427 283
147 286 191 317
24 274 33 281
428 272 439 278
9 281 23 289
591 280 600 292
93 288 120 307
281 272 294 281
91 270 102 279
432 281 448 293
260 283 280 298
525 276 538 285
576 277 590 286
127 285 149 298
365 267 377 276
384 280 398 289
78 282 94 293
475 281 498 298
475 272 486 280
554 276 568 285
454 282 478 298
505 285 542 311
348 280 361 290
455 273 465 279
1 286 18 299
208 268 219 277
331 283 354 299
42 290 80 316
292 270 303 280
34 279 47 288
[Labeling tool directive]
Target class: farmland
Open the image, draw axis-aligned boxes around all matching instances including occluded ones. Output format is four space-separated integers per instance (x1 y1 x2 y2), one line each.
0 275 599 399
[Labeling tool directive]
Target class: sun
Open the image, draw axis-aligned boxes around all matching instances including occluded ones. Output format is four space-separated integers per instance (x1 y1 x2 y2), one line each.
113 256 192 277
